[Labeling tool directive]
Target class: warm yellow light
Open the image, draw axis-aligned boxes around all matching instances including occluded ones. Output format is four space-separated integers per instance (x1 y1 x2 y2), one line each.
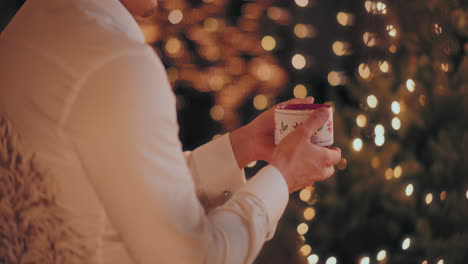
375 135 385 146
256 64 272 81
261 35 276 51
294 84 308 98
367 94 378 108
440 63 449 72
391 101 401 114
440 191 447 200
379 61 389 73
371 157 380 168
247 161 257 168
422 261 428 264
434 23 443 35
300 245 312 256
337 12 354 26
437 259 444 264
292 54 307 69
363 32 376 47
376 2 387 12
392 117 401 130
389 44 397 53
210 105 224 121
168 10 183 24
253 94 269 110
165 38 182 55
406 79 415 92
353 138 363 151
308 254 319 264
364 1 373 13
295 0 309 7
297 223 309 235
385 168 393 180
466 189 468 199
394 165 402 178
359 63 371 79
203 17 219 32
377 250 387 261
359 256 370 264
356 114 367 127
425 193 433 204
402 237 411 250
299 188 312 201
332 41 349 56
387 25 397 37
405 184 414 196
375 124 385 135
293 24 316 38
304 207 316 220
327 71 346 86
326 256 337 264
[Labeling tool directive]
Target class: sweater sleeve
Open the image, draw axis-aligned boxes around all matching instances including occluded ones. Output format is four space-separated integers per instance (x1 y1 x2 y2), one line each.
62 46 289 264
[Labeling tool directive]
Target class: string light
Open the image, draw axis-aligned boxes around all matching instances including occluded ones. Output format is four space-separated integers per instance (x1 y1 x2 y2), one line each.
304 207 316 220
389 44 397 53
405 184 414 196
425 193 433 204
375 124 385 135
353 138 363 151
336 12 354 26
332 41 350 56
356 114 367 127
327 71 347 86
359 63 371 79
392 117 401 130
385 168 393 180
434 23 443 35
466 189 468 199
379 61 389 72
363 32 376 47
295 0 309 7
168 10 183 24
375 135 385 146
394 165 402 178
437 259 444 264
261 35 276 51
300 244 312 256
210 105 224 120
308 254 319 264
376 250 387 261
300 188 312 201
165 37 182 55
294 24 316 38
359 256 370 264
386 25 397 37
391 101 401 114
402 237 411 250
440 190 447 200
326 256 337 264
294 84 308 98
367 95 378 108
292 54 307 69
297 223 309 235
406 79 415 92
253 94 269 110
440 63 449 72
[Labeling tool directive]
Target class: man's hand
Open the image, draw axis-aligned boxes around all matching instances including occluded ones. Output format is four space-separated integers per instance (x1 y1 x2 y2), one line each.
230 97 315 168
270 108 341 193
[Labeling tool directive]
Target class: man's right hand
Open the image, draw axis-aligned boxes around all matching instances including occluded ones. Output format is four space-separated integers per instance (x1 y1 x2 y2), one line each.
270 107 342 193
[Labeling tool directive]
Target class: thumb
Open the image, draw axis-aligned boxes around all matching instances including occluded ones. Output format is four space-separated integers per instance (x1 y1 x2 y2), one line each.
299 107 330 138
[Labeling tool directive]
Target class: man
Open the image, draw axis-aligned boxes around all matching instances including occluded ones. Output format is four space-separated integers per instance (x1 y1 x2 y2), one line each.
0 0 341 263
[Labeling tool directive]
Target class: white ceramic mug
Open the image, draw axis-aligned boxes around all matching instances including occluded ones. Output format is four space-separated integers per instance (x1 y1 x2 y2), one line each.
274 103 334 147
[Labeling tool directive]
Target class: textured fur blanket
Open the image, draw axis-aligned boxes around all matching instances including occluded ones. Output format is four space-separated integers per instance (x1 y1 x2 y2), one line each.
0 118 91 264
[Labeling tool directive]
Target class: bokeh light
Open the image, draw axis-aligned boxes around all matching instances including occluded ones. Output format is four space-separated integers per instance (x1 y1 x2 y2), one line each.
394 165 402 178
379 61 389 72
253 94 269 110
363 32 376 47
375 124 385 135
300 244 312 256
406 79 415 92
292 54 307 69
353 138 363 151
210 105 224 120
327 71 347 86
385 168 393 180
392 117 401 130
326 256 337 264
308 254 319 264
300 188 312 201
261 35 276 51
304 207 316 220
247 161 257 168
332 41 350 56
391 101 401 114
295 0 309 7
405 184 414 196
359 63 371 79
297 223 309 235
387 25 397 37
375 135 385 146
367 95 378 108
168 10 183 24
359 256 370 264
356 114 367 127
337 12 354 26
294 84 308 98
376 250 387 261
425 193 433 204
402 237 411 250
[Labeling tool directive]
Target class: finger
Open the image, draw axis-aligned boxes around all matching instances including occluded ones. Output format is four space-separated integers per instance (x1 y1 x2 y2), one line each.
320 166 335 181
277 96 314 107
298 107 330 138
324 147 342 166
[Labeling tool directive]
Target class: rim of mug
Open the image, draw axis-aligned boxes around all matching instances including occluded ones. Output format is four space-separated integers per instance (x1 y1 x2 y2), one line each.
275 103 332 110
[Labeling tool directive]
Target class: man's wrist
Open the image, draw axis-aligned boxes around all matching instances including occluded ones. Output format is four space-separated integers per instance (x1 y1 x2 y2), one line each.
229 125 255 169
